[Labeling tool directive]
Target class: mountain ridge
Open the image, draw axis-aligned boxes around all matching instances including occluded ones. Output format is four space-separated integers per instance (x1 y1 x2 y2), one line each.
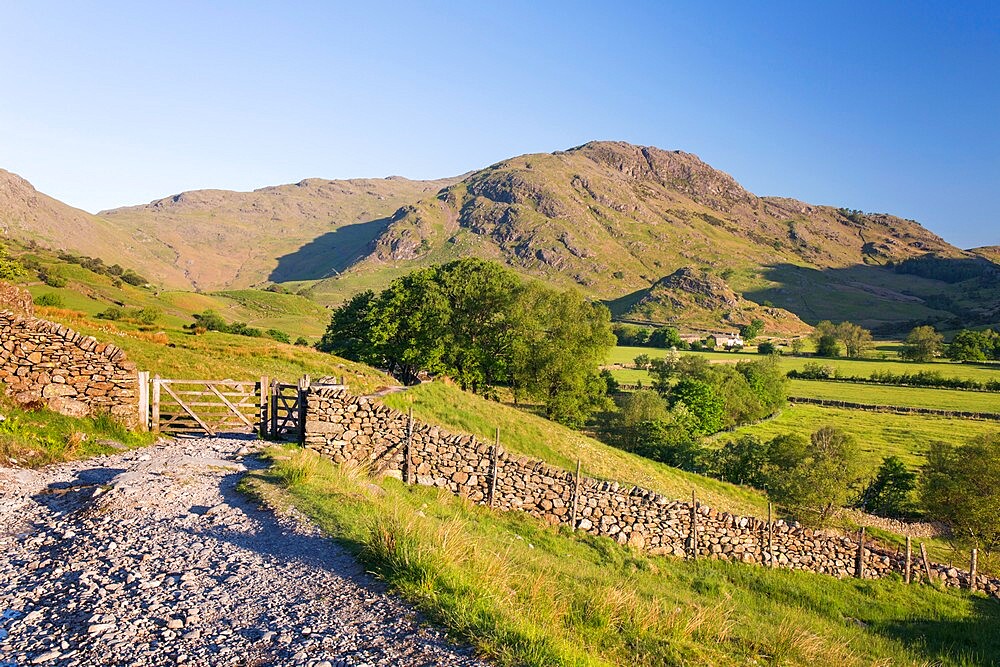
3 142 994 332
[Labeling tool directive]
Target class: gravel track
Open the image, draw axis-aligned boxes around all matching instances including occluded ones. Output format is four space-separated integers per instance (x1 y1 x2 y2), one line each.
0 436 489 667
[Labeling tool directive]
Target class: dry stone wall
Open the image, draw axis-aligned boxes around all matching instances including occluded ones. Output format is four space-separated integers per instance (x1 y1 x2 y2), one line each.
304 386 1000 598
0 310 141 427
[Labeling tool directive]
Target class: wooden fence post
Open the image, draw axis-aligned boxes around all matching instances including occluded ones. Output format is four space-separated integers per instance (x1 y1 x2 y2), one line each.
920 542 933 582
571 459 582 530
855 527 866 578
404 408 413 484
151 375 161 434
488 428 500 508
690 491 699 560
970 549 978 592
767 502 774 568
258 376 268 439
905 536 912 584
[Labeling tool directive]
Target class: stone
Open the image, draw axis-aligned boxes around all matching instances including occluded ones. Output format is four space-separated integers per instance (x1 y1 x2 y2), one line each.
44 395 90 417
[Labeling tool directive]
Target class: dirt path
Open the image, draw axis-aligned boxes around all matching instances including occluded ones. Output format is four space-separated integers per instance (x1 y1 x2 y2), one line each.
0 436 488 667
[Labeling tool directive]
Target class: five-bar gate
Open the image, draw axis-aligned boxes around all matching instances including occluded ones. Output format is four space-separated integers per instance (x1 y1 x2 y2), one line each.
147 374 342 440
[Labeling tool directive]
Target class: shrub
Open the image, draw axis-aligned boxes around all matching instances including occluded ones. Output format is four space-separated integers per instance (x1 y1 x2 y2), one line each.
96 305 126 321
33 293 64 308
266 328 291 344
757 341 777 355
39 270 67 288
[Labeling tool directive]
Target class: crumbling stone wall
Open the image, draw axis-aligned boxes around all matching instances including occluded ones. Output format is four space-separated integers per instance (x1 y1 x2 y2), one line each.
0 310 140 427
304 386 999 598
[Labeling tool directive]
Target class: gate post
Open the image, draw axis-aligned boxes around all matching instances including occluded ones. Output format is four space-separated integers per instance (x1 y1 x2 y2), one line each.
297 375 310 444
151 375 161 434
137 370 150 431
258 376 269 439
270 380 279 439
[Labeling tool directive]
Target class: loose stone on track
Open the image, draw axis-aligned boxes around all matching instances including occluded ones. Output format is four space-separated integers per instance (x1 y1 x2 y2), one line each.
0 436 488 667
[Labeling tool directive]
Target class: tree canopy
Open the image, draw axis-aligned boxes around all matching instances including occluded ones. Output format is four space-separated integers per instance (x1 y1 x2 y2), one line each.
920 433 1000 556
318 258 615 426
900 325 944 362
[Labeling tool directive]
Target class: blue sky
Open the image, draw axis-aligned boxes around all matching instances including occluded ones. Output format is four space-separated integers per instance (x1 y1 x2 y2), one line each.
1 1 996 248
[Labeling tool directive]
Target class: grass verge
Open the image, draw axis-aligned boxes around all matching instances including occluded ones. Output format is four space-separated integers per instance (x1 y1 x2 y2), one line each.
242 446 1000 667
0 395 156 467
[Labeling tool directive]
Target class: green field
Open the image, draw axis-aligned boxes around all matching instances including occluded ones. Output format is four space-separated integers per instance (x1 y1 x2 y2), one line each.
788 380 1000 413
607 346 1000 383
721 404 999 470
244 447 1000 667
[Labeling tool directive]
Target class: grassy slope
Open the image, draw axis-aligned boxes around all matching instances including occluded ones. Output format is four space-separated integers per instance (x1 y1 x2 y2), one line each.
39 313 390 396
17 244 332 339
244 448 1000 667
381 382 767 518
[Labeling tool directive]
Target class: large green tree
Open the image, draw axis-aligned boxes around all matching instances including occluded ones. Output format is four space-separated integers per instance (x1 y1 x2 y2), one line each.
318 259 615 425
767 426 863 523
835 321 874 358
920 433 1000 557
900 325 944 362
858 456 916 517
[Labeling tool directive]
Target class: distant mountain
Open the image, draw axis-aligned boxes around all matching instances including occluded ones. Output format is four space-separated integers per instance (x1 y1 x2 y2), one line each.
3 142 995 332
0 169 170 279
98 176 460 290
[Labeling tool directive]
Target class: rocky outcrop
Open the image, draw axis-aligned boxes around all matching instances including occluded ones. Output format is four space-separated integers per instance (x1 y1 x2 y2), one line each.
304 386 999 598
0 311 140 426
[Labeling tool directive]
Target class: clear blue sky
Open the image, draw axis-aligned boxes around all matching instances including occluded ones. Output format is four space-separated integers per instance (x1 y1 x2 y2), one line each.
1 1 997 248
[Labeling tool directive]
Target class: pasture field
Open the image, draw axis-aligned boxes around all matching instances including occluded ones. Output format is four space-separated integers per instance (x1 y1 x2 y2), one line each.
19 245 331 338
607 346 1000 383
788 379 1000 413
720 404 999 470
245 447 1000 667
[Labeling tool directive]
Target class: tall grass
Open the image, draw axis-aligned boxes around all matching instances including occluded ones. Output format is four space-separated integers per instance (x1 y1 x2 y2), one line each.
244 447 1000 667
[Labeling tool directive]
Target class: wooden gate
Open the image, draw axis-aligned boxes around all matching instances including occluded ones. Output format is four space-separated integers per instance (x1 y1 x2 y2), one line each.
269 379 306 441
151 376 267 437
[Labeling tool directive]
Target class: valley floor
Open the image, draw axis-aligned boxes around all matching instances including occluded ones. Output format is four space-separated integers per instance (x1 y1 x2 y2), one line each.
0 436 486 667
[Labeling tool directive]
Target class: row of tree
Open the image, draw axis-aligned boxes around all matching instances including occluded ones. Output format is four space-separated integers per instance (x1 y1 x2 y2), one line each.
947 328 1000 362
318 259 615 426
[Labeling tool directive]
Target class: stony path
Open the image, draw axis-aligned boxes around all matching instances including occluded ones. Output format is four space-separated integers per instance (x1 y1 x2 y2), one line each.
0 436 489 667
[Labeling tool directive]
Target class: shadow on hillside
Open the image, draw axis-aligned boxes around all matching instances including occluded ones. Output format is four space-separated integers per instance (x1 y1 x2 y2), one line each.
741 260 999 332
269 216 392 283
872 594 1000 666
